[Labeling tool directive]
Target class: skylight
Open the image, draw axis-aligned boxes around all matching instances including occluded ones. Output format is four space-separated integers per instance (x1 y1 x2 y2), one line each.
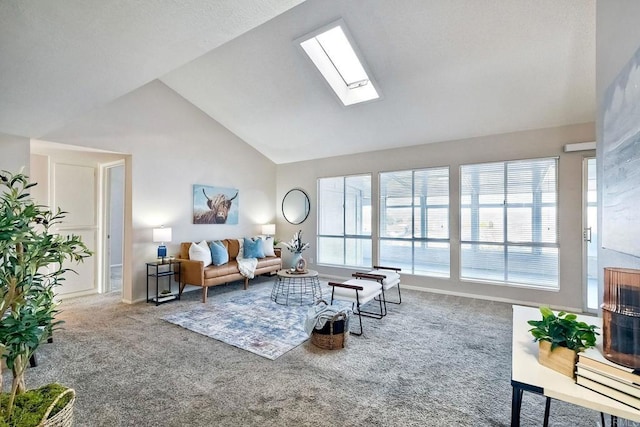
298 21 380 106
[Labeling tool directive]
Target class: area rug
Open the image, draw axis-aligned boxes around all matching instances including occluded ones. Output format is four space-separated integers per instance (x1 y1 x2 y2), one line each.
162 285 311 360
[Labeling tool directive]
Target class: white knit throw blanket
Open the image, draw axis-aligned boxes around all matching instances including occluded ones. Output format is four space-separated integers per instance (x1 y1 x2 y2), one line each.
236 239 258 279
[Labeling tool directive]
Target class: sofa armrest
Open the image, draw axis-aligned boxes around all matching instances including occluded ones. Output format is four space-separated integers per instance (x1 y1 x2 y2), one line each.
177 258 205 286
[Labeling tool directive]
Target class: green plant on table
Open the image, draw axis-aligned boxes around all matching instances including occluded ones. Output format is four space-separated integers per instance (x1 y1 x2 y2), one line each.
527 306 599 352
0 170 92 422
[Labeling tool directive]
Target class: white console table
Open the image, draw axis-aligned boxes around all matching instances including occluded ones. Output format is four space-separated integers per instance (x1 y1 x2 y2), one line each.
511 305 640 426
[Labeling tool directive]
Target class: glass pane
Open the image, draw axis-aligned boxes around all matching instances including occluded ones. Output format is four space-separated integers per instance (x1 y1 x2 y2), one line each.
461 243 505 282
318 177 344 236
317 236 344 265
345 238 372 268
380 171 412 238
479 207 503 242
414 241 450 278
460 207 472 241
587 158 598 310
379 239 412 272
461 158 558 288
380 167 449 276
345 175 371 236
383 207 412 238
427 208 449 239
507 207 532 242
506 245 558 287
541 207 557 243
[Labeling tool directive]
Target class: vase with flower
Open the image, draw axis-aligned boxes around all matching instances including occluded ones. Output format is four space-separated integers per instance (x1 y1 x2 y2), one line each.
281 230 310 269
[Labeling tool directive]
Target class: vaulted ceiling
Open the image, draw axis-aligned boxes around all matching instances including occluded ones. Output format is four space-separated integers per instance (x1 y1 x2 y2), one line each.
1 0 595 164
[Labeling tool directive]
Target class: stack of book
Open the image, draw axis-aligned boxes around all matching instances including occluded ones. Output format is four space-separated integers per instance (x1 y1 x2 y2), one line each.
576 347 640 410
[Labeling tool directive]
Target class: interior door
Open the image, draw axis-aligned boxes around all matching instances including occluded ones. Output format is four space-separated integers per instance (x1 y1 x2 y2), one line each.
106 163 124 293
53 163 97 296
584 157 598 312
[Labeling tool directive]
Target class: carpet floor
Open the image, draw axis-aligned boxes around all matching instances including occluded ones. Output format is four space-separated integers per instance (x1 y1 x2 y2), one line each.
2 276 606 426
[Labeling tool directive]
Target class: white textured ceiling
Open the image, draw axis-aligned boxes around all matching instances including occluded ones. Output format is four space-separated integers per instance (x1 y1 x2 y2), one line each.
0 0 304 137
2 0 595 164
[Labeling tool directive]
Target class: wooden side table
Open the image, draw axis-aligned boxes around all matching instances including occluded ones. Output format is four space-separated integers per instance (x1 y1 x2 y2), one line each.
146 259 181 306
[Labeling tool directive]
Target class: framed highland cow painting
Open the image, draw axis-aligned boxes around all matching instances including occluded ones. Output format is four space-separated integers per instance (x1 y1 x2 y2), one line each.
193 184 239 225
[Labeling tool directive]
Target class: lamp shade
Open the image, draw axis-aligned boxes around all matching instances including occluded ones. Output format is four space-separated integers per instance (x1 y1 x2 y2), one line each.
153 227 172 243
262 223 276 236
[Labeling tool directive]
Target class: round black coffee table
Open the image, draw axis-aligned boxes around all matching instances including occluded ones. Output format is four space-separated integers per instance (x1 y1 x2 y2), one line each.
271 269 322 306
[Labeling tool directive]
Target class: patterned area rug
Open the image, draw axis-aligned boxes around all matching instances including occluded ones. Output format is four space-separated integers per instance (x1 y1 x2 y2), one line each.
162 284 311 360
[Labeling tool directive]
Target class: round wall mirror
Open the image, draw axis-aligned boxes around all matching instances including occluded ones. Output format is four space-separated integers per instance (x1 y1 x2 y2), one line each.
282 189 310 225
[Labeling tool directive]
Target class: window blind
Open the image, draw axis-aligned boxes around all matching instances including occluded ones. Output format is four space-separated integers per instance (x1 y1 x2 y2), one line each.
460 158 559 287
317 174 371 267
379 167 450 277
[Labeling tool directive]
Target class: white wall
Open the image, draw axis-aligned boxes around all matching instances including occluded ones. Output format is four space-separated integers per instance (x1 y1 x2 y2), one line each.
277 122 595 310
42 80 278 302
596 1 640 309
0 132 30 174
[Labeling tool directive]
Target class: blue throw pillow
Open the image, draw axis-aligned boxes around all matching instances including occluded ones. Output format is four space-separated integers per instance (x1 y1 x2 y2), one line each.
243 237 265 258
209 240 229 266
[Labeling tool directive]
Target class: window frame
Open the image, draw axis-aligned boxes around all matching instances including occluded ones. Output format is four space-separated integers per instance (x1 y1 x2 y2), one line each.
379 166 450 278
459 157 559 288
316 173 372 268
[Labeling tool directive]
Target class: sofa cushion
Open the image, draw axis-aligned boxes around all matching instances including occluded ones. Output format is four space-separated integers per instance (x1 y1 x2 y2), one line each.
204 261 240 279
243 237 265 258
262 236 276 257
209 240 229 266
189 240 212 266
256 257 281 269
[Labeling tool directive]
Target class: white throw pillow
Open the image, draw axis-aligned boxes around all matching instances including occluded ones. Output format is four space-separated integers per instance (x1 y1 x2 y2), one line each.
262 236 276 257
189 240 212 266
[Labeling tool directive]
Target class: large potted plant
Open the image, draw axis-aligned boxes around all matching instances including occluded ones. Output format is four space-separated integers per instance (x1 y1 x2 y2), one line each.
0 171 92 425
528 306 599 378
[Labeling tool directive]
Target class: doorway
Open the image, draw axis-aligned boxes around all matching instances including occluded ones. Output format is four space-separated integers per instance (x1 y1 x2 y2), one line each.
584 157 598 312
103 162 125 294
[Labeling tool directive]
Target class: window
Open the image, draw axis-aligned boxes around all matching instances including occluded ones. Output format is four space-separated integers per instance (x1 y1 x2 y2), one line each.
379 167 450 277
297 20 380 106
317 175 372 267
460 158 559 288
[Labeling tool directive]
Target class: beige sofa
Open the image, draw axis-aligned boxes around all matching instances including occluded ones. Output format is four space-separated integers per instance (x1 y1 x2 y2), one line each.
176 239 282 303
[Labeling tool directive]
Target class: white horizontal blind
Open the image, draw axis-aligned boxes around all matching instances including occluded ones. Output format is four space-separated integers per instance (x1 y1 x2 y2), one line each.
317 174 371 267
460 158 558 287
379 167 450 277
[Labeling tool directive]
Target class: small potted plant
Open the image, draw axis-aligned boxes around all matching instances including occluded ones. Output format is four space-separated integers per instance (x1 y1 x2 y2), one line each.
281 230 309 269
528 306 599 378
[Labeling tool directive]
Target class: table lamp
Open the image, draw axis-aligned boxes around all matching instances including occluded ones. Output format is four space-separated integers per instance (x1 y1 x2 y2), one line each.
262 223 276 237
153 226 172 259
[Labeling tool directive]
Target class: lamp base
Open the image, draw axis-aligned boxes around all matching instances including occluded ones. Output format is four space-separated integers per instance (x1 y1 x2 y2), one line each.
157 245 167 258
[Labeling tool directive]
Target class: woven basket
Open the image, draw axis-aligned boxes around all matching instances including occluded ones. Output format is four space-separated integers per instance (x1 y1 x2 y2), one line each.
311 312 349 350
39 387 75 427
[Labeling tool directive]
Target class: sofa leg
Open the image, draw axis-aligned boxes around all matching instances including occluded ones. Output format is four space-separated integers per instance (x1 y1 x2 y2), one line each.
179 282 186 297
244 277 248 290
202 287 208 303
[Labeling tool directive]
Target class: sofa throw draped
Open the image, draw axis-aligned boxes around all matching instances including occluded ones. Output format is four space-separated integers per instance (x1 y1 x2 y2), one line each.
237 239 258 279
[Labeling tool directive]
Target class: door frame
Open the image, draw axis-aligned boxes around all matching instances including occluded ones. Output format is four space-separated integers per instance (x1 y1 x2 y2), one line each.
100 160 125 294
582 156 597 313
